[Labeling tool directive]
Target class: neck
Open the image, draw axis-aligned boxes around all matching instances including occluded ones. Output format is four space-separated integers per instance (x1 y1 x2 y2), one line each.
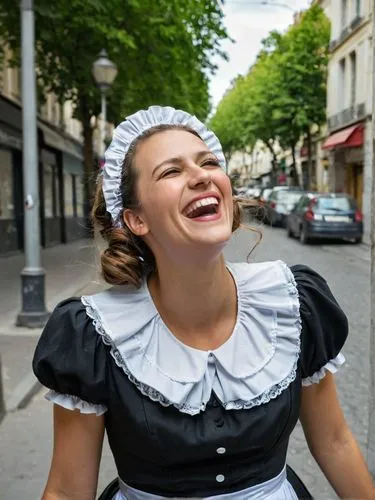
148 254 237 350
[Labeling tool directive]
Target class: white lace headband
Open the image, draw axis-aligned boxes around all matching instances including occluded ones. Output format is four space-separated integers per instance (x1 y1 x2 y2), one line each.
101 105 226 228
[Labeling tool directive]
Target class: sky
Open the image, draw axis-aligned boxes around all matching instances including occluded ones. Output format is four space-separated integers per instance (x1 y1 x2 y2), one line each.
209 0 311 109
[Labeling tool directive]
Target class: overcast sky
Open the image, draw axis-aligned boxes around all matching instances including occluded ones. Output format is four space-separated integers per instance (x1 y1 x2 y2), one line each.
209 0 311 109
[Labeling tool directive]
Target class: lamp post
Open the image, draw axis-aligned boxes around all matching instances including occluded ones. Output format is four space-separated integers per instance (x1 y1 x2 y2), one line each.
16 0 49 327
92 49 118 160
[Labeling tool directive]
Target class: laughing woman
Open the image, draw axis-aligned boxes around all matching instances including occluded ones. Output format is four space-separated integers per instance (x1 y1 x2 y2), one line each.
33 106 374 500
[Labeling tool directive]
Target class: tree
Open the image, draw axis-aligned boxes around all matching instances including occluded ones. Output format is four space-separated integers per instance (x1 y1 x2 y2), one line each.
0 0 228 207
210 4 330 187
272 5 330 186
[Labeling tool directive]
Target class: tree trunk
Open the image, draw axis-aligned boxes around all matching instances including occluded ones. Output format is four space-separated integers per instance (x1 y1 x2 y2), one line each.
266 141 278 186
306 128 313 190
290 145 298 186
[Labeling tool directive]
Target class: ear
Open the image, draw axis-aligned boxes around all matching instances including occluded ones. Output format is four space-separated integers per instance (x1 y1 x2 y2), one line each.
123 209 149 237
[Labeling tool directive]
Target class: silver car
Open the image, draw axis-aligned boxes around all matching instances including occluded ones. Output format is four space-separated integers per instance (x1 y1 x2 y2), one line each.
267 189 304 227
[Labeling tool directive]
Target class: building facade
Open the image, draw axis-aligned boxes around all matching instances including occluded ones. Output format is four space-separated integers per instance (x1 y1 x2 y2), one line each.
322 0 372 237
0 47 92 255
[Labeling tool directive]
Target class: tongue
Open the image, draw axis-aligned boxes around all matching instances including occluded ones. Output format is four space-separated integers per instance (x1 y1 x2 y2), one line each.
189 204 217 218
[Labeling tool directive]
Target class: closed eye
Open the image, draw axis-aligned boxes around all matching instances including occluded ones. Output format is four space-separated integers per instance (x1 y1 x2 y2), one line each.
159 167 181 178
201 158 220 168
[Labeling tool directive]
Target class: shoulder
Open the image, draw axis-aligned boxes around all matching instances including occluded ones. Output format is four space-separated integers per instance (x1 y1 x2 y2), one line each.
289 265 348 383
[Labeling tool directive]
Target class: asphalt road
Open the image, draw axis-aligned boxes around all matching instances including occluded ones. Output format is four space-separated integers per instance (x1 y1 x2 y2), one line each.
227 222 370 499
0 224 371 499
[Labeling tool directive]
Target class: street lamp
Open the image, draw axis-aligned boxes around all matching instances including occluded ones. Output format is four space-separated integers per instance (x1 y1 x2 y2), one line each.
92 49 118 159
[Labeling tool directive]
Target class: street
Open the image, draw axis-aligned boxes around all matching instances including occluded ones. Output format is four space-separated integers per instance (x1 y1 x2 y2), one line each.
0 224 370 500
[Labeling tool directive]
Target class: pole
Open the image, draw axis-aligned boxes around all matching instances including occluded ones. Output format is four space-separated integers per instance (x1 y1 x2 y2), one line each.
16 0 49 327
101 90 107 159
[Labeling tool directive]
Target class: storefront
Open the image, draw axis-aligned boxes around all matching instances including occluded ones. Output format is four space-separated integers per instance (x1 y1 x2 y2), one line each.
38 121 85 245
322 123 364 210
0 96 23 255
63 151 87 242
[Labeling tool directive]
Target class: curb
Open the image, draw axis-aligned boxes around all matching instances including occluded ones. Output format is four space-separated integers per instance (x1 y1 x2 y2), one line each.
5 372 41 413
1 275 101 419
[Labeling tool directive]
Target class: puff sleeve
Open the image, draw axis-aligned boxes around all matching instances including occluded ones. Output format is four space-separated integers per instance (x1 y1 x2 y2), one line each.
291 265 349 386
32 298 108 415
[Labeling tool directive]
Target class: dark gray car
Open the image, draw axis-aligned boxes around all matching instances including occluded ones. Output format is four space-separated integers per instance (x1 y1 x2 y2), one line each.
286 193 363 244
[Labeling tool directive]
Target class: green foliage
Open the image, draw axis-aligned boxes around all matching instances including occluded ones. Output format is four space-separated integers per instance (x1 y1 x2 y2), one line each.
0 0 228 123
210 4 330 160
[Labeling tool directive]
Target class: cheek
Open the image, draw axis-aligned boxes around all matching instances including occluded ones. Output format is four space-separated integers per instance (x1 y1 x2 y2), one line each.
138 182 180 222
214 171 233 198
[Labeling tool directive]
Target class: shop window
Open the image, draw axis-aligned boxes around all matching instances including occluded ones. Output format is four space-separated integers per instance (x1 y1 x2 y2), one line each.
76 176 84 217
64 174 75 216
44 164 61 218
0 150 14 219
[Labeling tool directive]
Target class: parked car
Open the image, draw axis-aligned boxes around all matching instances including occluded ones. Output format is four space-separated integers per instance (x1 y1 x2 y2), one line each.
263 186 302 224
245 187 261 199
286 193 363 244
267 189 305 227
251 188 272 222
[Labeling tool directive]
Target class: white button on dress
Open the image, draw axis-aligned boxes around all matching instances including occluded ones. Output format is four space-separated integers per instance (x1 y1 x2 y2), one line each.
216 447 226 454
216 474 225 483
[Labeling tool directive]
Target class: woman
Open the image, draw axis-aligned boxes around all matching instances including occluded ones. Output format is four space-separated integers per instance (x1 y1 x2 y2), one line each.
33 106 374 499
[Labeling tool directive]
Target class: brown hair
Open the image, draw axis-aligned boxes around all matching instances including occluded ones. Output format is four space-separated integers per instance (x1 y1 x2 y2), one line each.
92 124 260 288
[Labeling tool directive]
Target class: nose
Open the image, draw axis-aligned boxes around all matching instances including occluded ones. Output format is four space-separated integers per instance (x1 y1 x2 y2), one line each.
188 165 212 189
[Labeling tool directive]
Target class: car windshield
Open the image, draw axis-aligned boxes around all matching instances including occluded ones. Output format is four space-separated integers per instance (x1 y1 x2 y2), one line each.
316 197 354 211
262 189 272 200
278 191 303 203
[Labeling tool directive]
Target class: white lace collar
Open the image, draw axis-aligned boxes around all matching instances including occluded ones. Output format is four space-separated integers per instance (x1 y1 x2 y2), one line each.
82 260 301 416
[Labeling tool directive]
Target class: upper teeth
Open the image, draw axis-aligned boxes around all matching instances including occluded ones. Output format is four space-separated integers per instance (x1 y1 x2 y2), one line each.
185 196 219 216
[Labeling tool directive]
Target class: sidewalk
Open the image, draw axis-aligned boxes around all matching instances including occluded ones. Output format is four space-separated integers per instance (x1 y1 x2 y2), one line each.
0 239 107 414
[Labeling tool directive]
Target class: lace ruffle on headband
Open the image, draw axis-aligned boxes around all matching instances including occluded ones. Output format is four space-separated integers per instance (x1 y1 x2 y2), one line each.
102 105 226 228
80 261 302 416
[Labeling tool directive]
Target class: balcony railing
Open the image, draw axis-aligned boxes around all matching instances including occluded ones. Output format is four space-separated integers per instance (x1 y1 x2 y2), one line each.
327 103 366 132
329 16 365 52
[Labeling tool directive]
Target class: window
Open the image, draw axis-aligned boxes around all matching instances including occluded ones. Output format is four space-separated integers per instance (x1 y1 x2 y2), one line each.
339 58 346 108
349 51 356 107
64 174 75 216
44 164 61 218
76 176 84 217
341 0 347 28
356 0 361 17
0 150 14 219
316 196 355 211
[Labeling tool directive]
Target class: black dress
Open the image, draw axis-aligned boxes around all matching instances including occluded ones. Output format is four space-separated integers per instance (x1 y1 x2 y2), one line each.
33 261 348 499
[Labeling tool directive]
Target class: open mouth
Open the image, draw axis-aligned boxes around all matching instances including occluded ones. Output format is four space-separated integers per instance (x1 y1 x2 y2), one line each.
184 196 220 219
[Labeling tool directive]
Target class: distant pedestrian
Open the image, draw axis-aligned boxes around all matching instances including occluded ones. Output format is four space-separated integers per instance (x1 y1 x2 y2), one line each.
33 106 374 499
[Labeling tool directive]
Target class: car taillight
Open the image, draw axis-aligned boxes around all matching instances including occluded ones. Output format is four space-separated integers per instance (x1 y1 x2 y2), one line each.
305 209 315 221
270 201 276 209
304 198 317 221
355 210 363 222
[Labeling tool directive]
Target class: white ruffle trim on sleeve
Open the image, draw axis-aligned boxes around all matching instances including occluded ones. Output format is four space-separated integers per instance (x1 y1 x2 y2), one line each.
301 352 345 386
44 389 107 415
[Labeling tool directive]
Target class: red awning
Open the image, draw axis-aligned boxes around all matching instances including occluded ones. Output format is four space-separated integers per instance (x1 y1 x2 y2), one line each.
322 124 363 150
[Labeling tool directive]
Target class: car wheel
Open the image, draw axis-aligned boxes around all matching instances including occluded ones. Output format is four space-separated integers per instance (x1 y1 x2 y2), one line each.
354 236 362 244
287 226 293 238
299 226 309 245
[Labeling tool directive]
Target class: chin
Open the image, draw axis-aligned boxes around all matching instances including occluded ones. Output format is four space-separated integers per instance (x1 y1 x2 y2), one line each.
194 227 232 247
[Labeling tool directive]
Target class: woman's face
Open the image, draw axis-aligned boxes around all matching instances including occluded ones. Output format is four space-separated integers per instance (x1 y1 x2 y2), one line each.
124 129 233 261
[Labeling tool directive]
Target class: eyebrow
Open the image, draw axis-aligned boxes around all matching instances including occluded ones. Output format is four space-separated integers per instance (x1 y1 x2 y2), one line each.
152 150 216 178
